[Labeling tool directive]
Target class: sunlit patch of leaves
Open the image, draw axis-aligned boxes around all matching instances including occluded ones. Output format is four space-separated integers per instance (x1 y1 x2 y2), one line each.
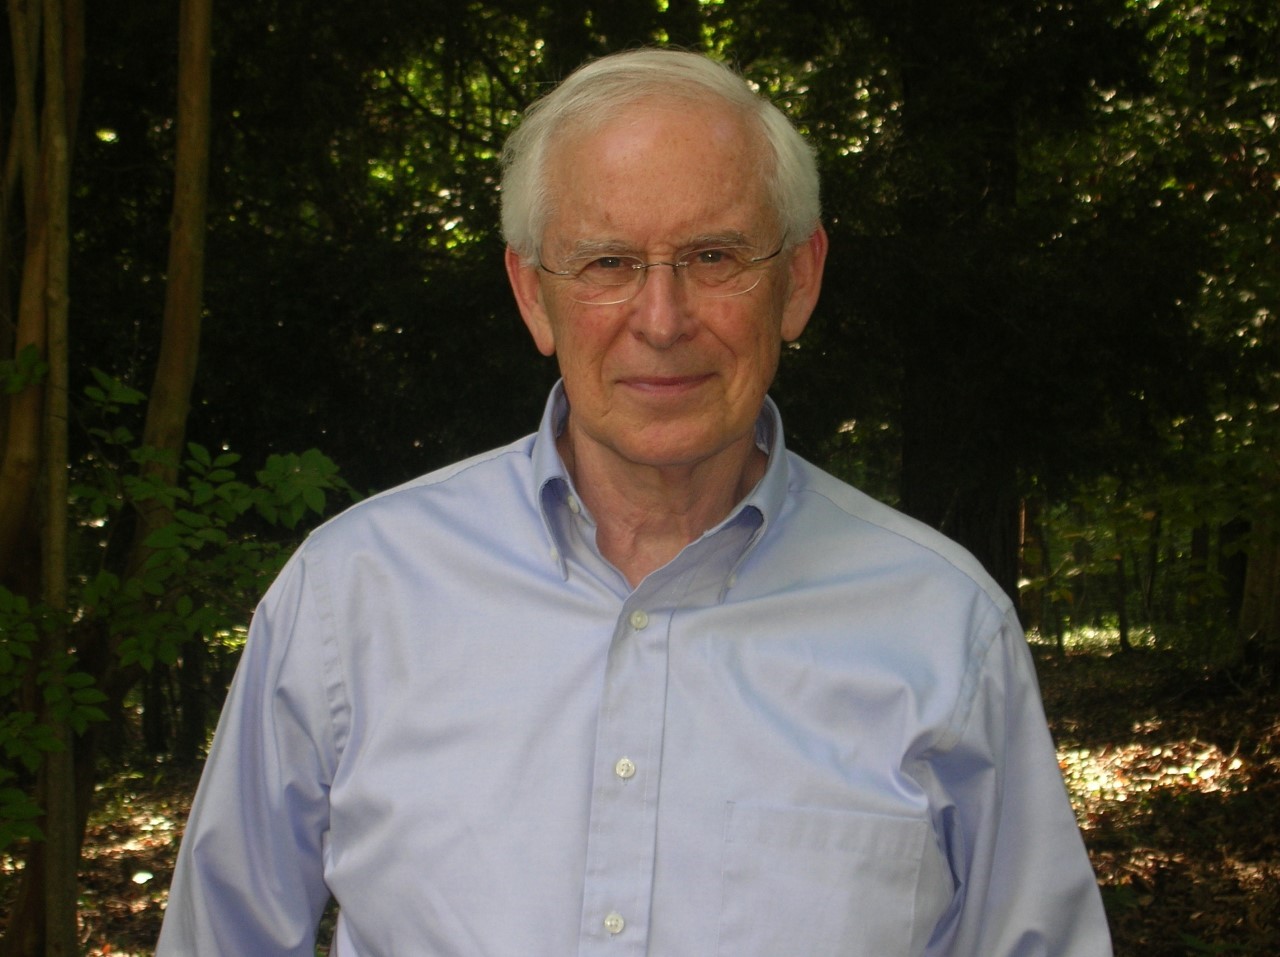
1036 634 1280 956
74 770 196 957
1060 737 1247 822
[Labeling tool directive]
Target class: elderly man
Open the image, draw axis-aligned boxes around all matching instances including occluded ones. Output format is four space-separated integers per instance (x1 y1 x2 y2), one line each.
157 49 1112 956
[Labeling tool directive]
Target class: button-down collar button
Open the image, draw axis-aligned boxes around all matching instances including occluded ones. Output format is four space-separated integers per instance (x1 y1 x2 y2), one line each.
603 912 625 935
629 609 649 630
614 757 636 780
566 494 582 515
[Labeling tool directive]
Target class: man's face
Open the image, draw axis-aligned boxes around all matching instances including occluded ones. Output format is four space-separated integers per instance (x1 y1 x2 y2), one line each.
507 99 826 477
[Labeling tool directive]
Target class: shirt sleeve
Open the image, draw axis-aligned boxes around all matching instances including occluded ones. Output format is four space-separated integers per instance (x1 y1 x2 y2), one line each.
926 612 1114 957
156 547 342 956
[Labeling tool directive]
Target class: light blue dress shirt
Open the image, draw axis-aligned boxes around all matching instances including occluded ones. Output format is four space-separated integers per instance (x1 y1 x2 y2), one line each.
157 384 1112 956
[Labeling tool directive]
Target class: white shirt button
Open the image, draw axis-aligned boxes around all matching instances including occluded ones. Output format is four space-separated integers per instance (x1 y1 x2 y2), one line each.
629 609 649 630
566 494 581 515
603 912 625 935
614 757 636 780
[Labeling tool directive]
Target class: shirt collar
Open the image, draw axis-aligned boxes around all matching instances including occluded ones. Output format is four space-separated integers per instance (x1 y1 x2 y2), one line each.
534 380 789 590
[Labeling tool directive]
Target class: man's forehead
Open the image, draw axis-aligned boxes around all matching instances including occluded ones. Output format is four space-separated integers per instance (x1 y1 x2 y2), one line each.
539 104 773 248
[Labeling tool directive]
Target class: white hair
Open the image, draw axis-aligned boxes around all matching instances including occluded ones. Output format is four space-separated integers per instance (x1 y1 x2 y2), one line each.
500 48 821 263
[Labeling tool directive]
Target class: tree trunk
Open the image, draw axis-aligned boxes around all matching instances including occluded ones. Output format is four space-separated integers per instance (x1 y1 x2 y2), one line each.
1220 517 1249 625
0 716 99 957
1189 521 1211 624
129 0 212 564
1238 515 1280 683
0 0 82 954
176 637 208 764
1018 497 1042 635
0 0 47 591
1115 553 1132 653
38 0 76 946
142 665 172 755
1141 508 1162 623
875 4 1024 606
116 0 213 817
899 420 1022 602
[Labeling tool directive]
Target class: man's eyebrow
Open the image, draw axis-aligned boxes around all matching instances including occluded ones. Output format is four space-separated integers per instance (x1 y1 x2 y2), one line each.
560 238 635 260
560 231 758 260
683 231 754 248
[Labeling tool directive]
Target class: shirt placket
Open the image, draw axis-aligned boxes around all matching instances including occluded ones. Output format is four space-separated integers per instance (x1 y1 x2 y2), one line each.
577 580 677 956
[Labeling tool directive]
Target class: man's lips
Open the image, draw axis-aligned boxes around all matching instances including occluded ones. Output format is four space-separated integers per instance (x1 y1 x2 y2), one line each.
618 373 714 394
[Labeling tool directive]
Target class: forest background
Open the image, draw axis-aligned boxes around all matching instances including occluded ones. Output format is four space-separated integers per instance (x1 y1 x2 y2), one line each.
0 0 1276 954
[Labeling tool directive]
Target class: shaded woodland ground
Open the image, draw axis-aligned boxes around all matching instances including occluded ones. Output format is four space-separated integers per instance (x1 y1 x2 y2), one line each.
2 639 1277 956
1038 642 1280 955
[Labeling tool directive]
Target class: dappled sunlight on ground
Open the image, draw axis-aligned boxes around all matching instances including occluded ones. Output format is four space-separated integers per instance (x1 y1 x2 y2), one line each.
1059 732 1247 820
76 770 195 956
1035 644 1280 956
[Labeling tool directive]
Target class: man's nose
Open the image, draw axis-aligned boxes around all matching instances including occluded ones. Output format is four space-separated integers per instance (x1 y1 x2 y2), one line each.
629 264 695 348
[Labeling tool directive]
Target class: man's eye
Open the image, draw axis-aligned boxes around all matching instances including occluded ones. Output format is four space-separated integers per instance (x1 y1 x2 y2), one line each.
583 256 632 272
692 248 731 265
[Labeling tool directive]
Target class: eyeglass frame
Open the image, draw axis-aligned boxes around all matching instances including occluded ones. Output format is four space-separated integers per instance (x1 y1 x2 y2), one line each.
536 234 789 306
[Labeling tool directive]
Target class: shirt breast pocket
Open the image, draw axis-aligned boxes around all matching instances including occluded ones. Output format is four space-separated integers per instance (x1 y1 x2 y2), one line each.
717 802 948 957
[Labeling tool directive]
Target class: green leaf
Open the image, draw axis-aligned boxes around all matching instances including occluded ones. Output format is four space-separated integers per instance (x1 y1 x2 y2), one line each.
1 345 50 395
0 786 45 851
303 485 326 514
187 442 212 468
144 524 185 550
191 481 216 506
88 367 145 406
69 705 108 734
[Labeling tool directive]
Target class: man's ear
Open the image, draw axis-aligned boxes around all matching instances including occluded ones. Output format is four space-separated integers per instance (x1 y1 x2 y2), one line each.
506 246 557 357
780 225 828 343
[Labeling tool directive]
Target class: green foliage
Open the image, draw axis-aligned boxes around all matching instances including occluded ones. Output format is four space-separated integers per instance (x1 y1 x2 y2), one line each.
107 440 354 672
0 591 60 780
84 366 147 410
0 587 37 680
0 344 50 395
0 769 43 848
253 449 350 530
1024 458 1247 664
41 663 109 736
0 590 82 851
0 373 356 853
